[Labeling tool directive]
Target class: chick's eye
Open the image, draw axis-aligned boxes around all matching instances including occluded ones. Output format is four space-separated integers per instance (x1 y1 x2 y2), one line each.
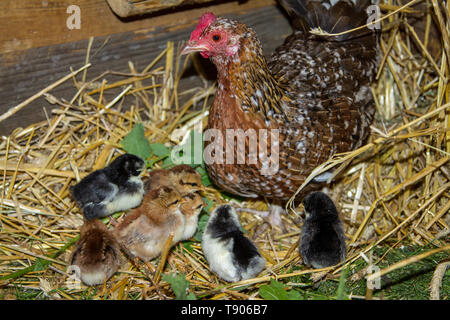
180 180 198 187
170 200 179 206
212 34 221 42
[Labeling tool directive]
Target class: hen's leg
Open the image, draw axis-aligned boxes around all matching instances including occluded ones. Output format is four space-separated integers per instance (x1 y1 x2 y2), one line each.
109 216 119 227
237 203 287 232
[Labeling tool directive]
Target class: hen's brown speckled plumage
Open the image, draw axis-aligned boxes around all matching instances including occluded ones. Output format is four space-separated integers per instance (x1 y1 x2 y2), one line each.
184 0 379 202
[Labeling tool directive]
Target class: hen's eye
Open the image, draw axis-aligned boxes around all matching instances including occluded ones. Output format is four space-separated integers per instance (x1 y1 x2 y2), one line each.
212 34 221 42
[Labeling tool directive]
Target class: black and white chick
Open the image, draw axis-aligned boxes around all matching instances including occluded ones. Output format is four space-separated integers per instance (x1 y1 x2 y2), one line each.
299 191 346 269
202 205 266 282
71 154 145 220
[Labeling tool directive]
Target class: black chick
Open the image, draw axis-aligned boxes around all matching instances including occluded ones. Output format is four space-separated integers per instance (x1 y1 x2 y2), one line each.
71 154 145 220
69 219 122 286
299 191 346 268
202 205 266 282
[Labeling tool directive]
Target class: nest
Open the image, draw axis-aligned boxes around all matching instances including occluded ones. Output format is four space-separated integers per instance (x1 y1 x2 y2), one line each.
0 0 449 300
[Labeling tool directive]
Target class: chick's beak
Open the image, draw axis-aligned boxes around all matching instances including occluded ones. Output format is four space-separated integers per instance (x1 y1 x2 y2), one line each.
180 41 209 55
195 185 206 196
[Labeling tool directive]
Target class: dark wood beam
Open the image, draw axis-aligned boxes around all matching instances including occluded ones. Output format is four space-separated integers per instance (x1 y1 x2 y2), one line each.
0 3 292 136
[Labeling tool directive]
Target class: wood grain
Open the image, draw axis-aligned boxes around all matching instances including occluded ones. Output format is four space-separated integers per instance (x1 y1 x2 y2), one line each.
0 0 275 54
106 0 216 17
0 4 292 135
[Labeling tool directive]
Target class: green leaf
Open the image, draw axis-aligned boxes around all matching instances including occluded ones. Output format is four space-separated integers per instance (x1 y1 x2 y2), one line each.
259 279 290 300
202 197 214 212
182 241 195 253
201 175 211 187
150 143 170 157
193 211 210 242
259 279 303 300
162 273 196 300
162 155 174 167
287 290 304 300
192 197 215 241
196 166 212 187
120 123 152 161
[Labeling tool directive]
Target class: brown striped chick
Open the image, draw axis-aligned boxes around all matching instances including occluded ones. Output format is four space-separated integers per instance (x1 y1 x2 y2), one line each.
69 219 122 286
180 192 205 241
113 186 186 261
144 164 203 196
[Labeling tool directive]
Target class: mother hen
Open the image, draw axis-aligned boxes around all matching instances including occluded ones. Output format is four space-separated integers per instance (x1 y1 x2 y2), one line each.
181 0 379 226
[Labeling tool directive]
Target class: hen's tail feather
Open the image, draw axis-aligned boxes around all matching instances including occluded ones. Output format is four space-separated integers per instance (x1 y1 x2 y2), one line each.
279 0 377 41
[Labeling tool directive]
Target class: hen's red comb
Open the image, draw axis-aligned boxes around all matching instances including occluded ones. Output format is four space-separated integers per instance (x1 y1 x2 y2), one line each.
190 12 217 41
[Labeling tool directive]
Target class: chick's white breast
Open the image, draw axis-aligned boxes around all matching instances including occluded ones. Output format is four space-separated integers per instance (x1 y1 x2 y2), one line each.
104 177 144 213
202 232 239 282
79 269 110 286
182 215 199 240
171 208 186 243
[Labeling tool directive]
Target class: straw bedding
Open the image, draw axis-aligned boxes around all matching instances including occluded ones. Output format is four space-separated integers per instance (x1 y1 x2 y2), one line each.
0 0 448 300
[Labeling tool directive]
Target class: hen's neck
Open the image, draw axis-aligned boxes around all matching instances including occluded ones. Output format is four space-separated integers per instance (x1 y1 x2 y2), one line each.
212 31 288 120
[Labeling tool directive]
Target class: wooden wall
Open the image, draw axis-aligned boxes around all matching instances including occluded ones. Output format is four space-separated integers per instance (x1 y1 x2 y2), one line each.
0 0 292 135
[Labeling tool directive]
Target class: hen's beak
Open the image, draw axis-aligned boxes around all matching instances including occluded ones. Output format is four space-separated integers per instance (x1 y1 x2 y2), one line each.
180 42 209 55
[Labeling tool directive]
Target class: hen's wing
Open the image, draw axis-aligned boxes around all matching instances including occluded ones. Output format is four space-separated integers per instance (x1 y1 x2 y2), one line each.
270 0 378 153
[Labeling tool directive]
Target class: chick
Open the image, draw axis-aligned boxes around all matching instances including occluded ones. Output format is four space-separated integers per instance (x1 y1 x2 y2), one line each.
180 192 205 241
144 164 203 195
299 191 346 269
113 186 186 261
71 154 145 220
202 205 266 282
69 219 122 286
144 164 204 241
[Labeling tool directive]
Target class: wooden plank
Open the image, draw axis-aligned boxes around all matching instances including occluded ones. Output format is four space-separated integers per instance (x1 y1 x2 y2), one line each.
106 0 216 17
0 0 275 54
0 5 292 136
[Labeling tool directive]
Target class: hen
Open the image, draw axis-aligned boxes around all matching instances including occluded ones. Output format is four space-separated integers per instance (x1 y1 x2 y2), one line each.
181 0 379 224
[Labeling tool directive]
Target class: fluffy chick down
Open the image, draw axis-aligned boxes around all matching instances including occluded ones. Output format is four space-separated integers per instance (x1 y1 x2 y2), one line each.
71 154 145 220
113 186 186 261
69 219 122 286
202 205 266 282
180 192 205 241
299 191 346 268
144 164 203 195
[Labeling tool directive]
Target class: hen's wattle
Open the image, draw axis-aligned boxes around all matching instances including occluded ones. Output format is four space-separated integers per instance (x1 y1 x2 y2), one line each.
182 0 379 203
